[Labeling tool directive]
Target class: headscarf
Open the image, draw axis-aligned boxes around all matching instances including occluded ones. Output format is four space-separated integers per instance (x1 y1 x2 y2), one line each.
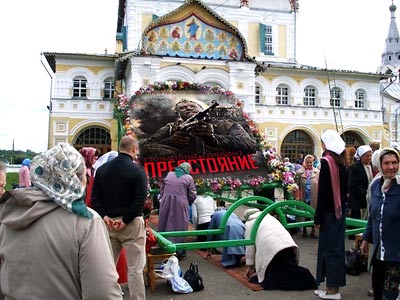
321 129 345 155
371 149 381 171
79 147 97 178
174 162 191 178
21 158 31 168
377 148 400 181
30 142 92 219
93 151 118 173
354 145 372 160
302 154 315 170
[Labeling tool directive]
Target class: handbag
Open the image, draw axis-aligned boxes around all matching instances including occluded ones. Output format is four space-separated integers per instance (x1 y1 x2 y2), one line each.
183 262 204 292
345 248 363 276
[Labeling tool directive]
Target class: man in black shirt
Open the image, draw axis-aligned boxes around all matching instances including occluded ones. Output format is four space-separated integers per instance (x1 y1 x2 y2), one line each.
92 135 148 300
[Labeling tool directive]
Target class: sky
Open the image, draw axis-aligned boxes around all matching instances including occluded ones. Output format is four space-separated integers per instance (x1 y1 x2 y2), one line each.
0 0 393 152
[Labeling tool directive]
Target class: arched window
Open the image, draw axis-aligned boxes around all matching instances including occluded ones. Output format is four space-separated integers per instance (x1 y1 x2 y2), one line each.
303 85 316 106
341 131 364 148
73 76 87 98
103 77 115 99
280 130 314 163
355 89 365 108
255 84 261 104
276 84 289 105
330 87 341 107
74 126 111 155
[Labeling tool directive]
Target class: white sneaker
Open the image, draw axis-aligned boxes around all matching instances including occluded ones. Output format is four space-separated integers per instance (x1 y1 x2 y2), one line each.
314 290 326 296
318 292 341 300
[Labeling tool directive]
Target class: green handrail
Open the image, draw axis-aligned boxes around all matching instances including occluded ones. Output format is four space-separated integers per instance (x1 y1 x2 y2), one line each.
150 193 368 253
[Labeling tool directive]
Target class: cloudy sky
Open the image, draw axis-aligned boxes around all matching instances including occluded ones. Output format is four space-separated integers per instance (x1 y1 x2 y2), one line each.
0 0 392 152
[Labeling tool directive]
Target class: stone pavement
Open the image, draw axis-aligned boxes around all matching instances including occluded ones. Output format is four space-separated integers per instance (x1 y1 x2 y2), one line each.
122 232 371 300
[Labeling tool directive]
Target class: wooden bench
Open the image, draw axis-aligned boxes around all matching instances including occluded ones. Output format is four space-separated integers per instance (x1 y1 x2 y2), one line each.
146 252 174 293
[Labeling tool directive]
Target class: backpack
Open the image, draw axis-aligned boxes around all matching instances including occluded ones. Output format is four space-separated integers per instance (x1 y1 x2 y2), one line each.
183 262 204 292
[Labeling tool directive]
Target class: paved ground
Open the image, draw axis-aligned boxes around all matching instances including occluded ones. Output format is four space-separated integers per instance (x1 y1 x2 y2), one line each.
121 231 371 300
122 203 371 300
124 227 373 300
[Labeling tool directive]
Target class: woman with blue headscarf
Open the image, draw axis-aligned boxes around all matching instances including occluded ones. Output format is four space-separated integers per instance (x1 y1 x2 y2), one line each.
158 162 197 258
18 158 31 188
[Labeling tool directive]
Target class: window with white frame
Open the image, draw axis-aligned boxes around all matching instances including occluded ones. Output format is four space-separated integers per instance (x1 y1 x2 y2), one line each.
355 89 365 108
104 78 114 99
330 87 341 107
73 76 87 98
303 85 316 106
276 84 289 105
255 84 261 104
260 24 273 55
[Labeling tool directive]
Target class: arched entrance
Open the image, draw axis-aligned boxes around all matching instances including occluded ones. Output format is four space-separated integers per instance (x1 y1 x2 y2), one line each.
341 131 365 148
281 130 314 163
74 126 111 155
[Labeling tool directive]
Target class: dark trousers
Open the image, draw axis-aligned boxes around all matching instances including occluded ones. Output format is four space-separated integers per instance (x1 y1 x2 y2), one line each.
372 259 400 300
197 222 210 242
351 209 361 219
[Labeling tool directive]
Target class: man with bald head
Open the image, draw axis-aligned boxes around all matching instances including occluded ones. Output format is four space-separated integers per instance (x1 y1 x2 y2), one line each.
92 135 148 300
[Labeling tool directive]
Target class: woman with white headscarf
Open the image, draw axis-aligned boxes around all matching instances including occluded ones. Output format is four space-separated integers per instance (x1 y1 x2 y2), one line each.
158 162 197 258
0 142 122 300
361 148 400 300
348 145 373 221
313 130 348 300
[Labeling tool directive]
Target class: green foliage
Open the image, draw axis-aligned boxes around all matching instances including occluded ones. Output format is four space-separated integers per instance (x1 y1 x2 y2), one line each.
5 173 18 190
0 149 38 164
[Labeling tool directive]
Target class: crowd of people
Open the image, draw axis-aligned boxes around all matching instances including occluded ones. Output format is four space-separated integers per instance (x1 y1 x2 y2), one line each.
0 127 399 300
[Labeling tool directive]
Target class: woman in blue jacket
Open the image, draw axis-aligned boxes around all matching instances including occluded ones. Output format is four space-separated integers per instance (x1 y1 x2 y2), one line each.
361 148 400 300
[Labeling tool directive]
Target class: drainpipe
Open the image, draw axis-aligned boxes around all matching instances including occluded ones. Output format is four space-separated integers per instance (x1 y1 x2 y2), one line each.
40 53 55 150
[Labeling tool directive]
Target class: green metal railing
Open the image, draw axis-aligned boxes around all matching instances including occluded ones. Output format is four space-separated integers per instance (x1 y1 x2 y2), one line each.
150 195 368 254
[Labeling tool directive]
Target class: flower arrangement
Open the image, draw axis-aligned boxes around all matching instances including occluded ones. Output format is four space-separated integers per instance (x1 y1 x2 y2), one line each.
263 145 298 193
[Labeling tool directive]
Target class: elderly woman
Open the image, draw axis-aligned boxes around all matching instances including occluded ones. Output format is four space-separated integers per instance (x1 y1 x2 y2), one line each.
0 143 122 299
158 162 197 258
295 154 320 238
361 148 400 300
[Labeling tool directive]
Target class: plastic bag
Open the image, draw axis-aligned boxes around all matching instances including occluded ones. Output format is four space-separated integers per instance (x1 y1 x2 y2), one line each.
184 262 204 292
153 255 176 279
166 255 193 293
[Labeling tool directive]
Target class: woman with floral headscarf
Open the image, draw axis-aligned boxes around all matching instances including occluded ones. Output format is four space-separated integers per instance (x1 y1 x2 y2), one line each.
158 162 197 258
0 143 122 299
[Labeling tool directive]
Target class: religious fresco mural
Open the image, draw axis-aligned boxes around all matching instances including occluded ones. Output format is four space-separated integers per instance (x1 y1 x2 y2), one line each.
143 14 243 60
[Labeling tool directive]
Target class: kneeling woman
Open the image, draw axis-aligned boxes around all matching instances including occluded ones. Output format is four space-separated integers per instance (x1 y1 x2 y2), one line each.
243 209 316 290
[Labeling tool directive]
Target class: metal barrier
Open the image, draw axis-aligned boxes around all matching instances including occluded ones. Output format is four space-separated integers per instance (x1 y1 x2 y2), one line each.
150 193 368 253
